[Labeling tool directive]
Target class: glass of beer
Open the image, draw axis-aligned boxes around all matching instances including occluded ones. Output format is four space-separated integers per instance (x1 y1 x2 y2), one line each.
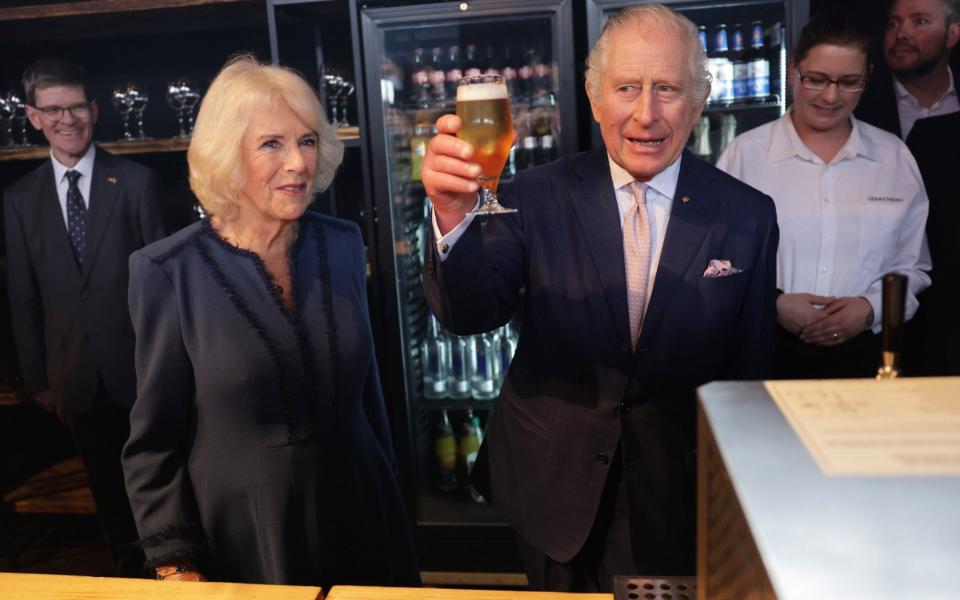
456 75 516 215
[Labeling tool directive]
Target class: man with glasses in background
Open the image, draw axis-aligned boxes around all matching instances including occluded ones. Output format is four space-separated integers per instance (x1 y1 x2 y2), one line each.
4 58 165 576
718 11 931 379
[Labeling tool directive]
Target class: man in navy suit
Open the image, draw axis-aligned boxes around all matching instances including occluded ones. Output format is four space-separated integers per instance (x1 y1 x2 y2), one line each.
420 4 778 593
4 58 165 575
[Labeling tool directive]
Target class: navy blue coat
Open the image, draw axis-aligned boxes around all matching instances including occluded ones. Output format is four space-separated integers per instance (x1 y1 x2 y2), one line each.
423 147 778 574
122 212 418 586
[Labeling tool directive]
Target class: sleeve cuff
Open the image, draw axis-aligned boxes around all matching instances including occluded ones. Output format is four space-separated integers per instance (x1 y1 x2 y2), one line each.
431 199 480 262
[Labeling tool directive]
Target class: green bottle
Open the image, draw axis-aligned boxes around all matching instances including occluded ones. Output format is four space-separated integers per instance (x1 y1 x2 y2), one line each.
435 409 458 492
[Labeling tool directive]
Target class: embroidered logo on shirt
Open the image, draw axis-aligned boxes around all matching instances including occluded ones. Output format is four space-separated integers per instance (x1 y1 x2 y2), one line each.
867 196 903 203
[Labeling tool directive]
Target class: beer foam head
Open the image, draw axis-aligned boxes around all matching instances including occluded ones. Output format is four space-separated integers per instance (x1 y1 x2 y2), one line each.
457 81 508 101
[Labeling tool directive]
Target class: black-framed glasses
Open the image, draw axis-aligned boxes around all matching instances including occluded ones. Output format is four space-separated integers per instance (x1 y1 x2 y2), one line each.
797 69 868 93
33 102 92 122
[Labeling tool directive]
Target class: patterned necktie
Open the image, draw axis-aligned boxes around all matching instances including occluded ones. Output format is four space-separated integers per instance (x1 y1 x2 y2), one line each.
623 181 651 350
65 170 87 267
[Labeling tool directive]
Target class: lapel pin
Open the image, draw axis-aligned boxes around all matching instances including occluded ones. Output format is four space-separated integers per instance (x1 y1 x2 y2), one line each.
681 195 690 204
107 176 117 184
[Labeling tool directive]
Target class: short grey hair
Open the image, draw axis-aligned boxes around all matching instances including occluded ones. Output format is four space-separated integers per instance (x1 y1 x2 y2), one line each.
188 55 343 220
585 4 711 106
941 0 960 24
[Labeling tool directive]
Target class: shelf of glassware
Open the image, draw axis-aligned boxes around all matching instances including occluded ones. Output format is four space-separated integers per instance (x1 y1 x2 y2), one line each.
0 0 254 21
0 127 360 162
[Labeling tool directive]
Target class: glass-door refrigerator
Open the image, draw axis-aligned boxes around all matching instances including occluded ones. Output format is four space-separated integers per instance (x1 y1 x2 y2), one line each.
359 0 576 572
587 0 809 164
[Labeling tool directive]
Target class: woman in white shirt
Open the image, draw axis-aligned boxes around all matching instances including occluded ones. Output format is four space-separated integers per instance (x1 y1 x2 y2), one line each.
717 11 931 378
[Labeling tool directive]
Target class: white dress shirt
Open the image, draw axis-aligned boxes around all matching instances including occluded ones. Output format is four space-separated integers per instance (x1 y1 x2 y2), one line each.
894 68 959 139
717 112 931 332
50 144 96 228
431 155 681 306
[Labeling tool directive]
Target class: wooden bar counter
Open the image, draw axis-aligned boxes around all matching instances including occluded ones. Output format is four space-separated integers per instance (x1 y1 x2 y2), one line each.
326 586 612 600
0 572 322 599
0 575 615 600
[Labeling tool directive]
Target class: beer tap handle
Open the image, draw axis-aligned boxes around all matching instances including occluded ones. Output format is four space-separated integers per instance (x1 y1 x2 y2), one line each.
877 272 907 380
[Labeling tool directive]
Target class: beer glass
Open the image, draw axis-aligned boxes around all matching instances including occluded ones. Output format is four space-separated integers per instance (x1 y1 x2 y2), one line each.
456 75 516 215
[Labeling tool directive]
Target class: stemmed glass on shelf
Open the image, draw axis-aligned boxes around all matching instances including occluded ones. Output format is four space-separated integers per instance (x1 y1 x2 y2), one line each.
0 94 14 147
6 91 33 146
166 79 200 138
112 86 135 141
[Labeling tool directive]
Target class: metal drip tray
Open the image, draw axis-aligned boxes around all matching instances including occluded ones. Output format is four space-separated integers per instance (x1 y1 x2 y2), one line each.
613 576 696 600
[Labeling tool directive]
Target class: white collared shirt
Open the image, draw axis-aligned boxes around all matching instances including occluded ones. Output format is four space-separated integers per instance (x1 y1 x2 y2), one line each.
50 144 96 228
716 112 931 332
432 155 681 304
894 68 959 139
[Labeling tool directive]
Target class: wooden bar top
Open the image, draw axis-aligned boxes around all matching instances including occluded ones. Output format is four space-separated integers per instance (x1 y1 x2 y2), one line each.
0 572 322 599
326 586 612 600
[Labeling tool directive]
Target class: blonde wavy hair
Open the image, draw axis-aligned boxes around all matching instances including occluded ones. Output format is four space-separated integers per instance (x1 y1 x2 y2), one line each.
188 55 344 220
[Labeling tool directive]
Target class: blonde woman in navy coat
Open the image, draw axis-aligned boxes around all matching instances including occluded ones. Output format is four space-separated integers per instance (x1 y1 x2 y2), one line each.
122 56 419 587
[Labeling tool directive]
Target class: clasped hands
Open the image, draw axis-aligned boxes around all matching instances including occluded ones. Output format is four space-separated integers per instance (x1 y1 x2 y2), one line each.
777 293 874 346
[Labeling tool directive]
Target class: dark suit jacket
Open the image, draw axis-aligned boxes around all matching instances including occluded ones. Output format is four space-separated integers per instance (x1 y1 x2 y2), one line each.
855 64 960 138
904 112 960 374
423 147 778 574
4 148 165 411
122 214 418 586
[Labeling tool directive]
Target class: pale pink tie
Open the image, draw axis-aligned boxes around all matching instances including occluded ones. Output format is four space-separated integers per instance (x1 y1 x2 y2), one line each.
623 181 651 350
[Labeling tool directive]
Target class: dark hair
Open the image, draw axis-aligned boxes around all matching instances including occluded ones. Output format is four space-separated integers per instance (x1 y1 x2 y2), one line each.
938 0 960 25
21 58 90 106
792 8 874 66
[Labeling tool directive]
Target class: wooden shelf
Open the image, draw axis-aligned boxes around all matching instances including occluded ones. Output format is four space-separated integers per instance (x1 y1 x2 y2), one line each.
0 0 254 22
0 127 360 161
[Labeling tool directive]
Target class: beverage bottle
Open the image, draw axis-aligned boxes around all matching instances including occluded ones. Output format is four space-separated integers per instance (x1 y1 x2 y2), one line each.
697 25 708 55
411 47 432 108
421 313 451 399
748 21 771 102
435 409 458 492
719 114 737 155
482 44 500 78
730 24 748 102
463 44 481 78
710 24 734 105
501 44 518 99
496 324 518 390
447 333 472 399
444 45 463 100
409 121 431 182
458 409 485 503
535 134 556 165
469 332 499 400
692 115 713 163
516 134 537 170
429 46 448 104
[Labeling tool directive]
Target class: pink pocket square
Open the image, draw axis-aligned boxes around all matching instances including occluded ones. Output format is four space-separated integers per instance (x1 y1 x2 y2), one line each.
703 259 743 278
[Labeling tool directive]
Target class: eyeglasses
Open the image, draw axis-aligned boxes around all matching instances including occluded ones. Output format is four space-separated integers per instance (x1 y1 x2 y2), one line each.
33 102 92 122
797 69 867 93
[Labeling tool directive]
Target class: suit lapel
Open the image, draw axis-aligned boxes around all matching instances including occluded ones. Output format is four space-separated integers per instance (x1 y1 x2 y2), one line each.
637 152 714 348
38 160 83 280
82 149 121 284
569 147 631 348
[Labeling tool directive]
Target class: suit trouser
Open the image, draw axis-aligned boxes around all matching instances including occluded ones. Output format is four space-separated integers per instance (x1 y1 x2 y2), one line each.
63 379 143 577
514 447 636 593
